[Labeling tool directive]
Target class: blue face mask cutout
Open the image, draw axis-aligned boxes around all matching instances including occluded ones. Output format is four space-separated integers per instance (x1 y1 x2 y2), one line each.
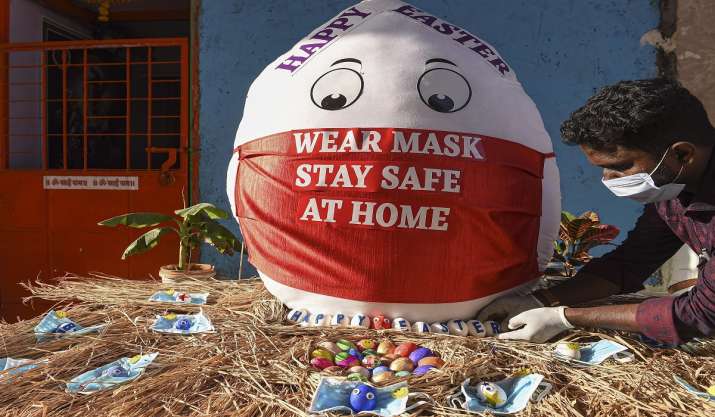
148 289 209 305
151 310 215 334
0 357 46 382
309 377 430 416
66 352 158 394
34 310 106 342
673 375 715 402
553 340 634 366
450 373 551 415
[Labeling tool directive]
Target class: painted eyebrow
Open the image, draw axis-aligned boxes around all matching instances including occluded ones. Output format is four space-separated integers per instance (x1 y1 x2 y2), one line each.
331 58 362 66
426 58 457 66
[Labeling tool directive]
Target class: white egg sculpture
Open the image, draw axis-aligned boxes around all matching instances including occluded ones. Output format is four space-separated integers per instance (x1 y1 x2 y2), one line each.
228 0 560 323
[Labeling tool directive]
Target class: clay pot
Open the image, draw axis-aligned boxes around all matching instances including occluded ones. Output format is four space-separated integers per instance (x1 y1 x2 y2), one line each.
159 263 216 283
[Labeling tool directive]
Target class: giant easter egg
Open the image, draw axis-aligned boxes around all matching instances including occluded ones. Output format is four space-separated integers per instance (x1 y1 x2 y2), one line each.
228 0 560 322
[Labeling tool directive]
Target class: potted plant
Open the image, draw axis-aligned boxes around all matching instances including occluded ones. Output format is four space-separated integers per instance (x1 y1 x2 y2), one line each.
98 203 241 283
545 210 620 278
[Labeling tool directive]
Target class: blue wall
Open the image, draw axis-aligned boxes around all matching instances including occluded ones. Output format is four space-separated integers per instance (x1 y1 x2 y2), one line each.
199 0 660 277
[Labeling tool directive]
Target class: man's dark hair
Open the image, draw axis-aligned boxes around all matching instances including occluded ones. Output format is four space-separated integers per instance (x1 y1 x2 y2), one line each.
560 78 715 155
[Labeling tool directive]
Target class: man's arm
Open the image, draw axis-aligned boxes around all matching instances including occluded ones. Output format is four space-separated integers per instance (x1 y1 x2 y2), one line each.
564 304 640 333
534 204 684 305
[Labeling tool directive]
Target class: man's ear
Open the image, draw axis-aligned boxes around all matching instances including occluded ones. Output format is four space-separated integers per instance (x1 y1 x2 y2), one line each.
671 141 697 164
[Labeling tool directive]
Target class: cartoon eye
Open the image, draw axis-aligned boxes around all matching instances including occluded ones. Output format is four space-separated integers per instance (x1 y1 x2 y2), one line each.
366 392 375 400
484 384 495 392
417 68 471 113
310 68 364 111
352 388 361 395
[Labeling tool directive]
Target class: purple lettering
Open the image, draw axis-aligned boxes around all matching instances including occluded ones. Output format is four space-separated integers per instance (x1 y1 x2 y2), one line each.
276 55 307 73
340 6 371 19
311 28 337 43
489 58 510 74
453 31 477 45
413 14 437 26
470 42 495 59
392 5 419 17
299 42 324 56
326 17 353 31
434 23 459 35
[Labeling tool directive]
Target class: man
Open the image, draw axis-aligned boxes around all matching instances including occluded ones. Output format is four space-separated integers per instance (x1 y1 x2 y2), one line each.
477 78 715 345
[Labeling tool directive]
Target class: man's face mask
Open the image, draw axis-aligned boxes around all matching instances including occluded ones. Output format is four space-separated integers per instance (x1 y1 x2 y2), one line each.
602 147 686 203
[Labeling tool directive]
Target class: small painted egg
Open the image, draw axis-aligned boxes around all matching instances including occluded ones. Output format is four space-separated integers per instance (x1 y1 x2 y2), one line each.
381 353 400 365
286 309 308 323
330 312 350 327
484 321 501 336
412 321 431 333
347 372 369 382
418 356 445 368
554 342 581 360
322 366 345 376
392 317 411 331
408 347 433 364
311 348 334 362
101 365 129 378
337 339 357 352
356 339 377 351
350 383 377 412
361 355 383 369
475 381 508 408
55 322 77 333
394 342 418 357
395 370 412 378
348 366 370 379
318 341 341 355
372 370 395 384
371 365 390 376
348 348 364 361
389 357 415 372
311 313 331 327
413 365 436 376
336 356 360 368
430 322 450 334
175 318 193 331
448 319 469 336
466 320 487 337
310 357 334 370
376 340 395 355
372 315 391 330
350 314 371 329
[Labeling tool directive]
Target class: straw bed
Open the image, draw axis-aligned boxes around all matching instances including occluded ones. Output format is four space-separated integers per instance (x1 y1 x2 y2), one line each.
0 274 713 417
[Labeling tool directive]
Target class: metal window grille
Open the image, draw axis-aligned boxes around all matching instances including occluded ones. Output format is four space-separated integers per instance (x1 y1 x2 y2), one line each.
0 38 188 171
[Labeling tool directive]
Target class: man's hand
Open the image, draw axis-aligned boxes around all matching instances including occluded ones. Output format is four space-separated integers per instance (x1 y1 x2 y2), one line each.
476 294 543 325
497 306 574 343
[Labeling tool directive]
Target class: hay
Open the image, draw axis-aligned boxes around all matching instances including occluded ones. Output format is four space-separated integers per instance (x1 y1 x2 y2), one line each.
0 274 713 417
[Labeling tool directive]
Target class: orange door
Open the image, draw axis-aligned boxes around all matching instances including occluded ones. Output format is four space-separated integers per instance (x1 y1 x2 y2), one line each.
0 39 190 321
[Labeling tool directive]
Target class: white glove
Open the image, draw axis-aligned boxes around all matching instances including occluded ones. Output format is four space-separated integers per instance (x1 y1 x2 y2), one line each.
476 294 543 324
497 306 574 343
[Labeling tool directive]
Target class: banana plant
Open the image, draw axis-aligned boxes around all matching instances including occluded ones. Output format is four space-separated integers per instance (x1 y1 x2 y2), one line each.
547 210 620 277
98 203 241 271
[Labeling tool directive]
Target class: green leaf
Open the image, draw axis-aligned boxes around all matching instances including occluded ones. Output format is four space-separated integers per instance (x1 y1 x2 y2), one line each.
561 211 576 223
199 220 241 256
122 227 175 259
98 212 173 228
175 203 229 220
